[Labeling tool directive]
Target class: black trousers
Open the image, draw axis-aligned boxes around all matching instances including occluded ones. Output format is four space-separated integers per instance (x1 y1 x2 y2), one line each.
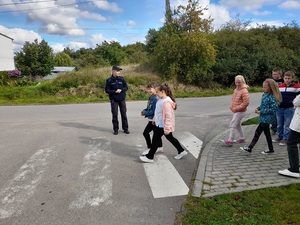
143 121 162 148
249 122 274 151
287 130 300 173
146 126 184 159
111 100 128 131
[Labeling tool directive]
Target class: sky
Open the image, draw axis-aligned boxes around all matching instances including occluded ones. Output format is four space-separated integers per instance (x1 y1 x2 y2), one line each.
0 0 300 54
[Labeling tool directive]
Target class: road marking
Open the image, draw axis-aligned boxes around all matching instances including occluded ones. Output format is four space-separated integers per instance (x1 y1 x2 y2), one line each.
178 131 202 158
0 148 57 219
69 138 112 209
143 154 189 198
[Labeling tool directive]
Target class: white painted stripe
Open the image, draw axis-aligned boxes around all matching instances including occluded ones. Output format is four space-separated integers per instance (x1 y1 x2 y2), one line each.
69 138 112 209
143 154 189 198
0 148 57 219
178 131 202 159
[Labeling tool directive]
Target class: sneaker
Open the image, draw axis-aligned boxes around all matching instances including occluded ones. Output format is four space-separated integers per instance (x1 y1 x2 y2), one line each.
221 139 233 146
240 146 251 153
278 169 299 178
272 137 282 143
236 138 246 143
279 140 287 146
261 150 274 154
141 149 149 155
156 147 164 153
124 130 130 134
113 130 118 135
174 150 188 160
139 155 154 163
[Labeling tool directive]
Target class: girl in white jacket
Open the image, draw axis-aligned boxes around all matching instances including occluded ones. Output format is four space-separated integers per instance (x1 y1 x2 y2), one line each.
278 94 300 178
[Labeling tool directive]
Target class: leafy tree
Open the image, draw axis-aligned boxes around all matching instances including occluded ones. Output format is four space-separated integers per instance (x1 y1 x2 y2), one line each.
173 0 213 33
212 25 297 86
54 52 74 66
95 41 127 66
145 29 160 54
123 42 147 63
15 39 54 80
149 0 216 85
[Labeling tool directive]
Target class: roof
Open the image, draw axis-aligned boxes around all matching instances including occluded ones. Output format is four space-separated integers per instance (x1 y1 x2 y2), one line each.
52 67 76 73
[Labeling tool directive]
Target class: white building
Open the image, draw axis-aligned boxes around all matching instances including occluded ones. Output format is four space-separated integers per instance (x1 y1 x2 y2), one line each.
0 33 15 71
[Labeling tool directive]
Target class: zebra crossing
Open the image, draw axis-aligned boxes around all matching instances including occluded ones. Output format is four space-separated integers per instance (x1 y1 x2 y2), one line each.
138 131 203 198
0 132 202 219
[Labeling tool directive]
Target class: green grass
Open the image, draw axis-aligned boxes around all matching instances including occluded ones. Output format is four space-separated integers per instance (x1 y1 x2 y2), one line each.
181 183 300 225
242 116 259 125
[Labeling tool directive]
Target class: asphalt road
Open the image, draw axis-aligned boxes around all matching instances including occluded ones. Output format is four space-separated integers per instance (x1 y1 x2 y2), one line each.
0 93 261 225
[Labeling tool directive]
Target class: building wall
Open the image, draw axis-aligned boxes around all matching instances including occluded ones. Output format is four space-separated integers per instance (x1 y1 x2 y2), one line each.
0 33 15 71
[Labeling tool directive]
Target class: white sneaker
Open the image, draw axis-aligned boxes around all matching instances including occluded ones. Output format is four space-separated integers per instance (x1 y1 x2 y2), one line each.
174 150 188 160
139 156 154 163
156 147 164 153
141 149 149 155
278 169 299 178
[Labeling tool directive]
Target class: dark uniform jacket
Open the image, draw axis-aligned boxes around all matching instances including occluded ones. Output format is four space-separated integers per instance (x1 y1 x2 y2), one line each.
105 75 128 102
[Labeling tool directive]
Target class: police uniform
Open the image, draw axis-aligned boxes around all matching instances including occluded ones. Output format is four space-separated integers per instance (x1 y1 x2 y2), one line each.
105 66 129 134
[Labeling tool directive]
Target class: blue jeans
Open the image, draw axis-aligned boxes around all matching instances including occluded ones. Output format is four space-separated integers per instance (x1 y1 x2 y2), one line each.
276 107 294 140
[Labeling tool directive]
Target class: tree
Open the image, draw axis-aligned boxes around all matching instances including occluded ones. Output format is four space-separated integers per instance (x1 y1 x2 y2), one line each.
95 41 127 66
15 39 54 80
54 52 74 66
212 25 298 86
149 0 216 85
123 42 147 64
173 0 213 33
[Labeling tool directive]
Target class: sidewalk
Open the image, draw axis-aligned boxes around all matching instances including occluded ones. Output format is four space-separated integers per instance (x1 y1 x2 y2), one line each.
192 125 300 197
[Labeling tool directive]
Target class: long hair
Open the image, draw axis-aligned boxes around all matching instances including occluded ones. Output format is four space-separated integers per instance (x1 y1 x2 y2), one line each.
235 75 249 89
157 83 177 110
264 79 282 104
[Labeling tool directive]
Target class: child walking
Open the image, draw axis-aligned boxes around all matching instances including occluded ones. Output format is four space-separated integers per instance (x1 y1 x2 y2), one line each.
270 67 284 135
273 71 300 146
221 75 250 146
241 79 282 154
141 83 163 155
278 94 300 178
139 84 188 163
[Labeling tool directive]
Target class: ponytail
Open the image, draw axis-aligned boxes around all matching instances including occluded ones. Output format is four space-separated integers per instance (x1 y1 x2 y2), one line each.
157 83 177 110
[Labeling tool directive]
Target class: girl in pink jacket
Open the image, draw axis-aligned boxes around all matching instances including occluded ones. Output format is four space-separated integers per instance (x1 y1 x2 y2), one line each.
222 75 250 146
139 84 188 163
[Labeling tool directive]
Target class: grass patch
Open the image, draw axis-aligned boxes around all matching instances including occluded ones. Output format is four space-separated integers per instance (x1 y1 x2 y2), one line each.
0 64 263 105
242 116 259 126
181 183 300 225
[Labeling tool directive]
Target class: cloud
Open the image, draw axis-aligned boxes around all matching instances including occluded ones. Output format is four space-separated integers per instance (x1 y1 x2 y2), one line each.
51 41 89 54
253 10 272 16
90 34 117 47
93 0 123 13
219 0 281 12
279 0 300 9
2 1 107 36
127 20 138 26
0 25 42 51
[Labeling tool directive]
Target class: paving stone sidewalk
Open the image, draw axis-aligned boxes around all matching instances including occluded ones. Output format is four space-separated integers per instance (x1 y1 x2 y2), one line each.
192 125 300 197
